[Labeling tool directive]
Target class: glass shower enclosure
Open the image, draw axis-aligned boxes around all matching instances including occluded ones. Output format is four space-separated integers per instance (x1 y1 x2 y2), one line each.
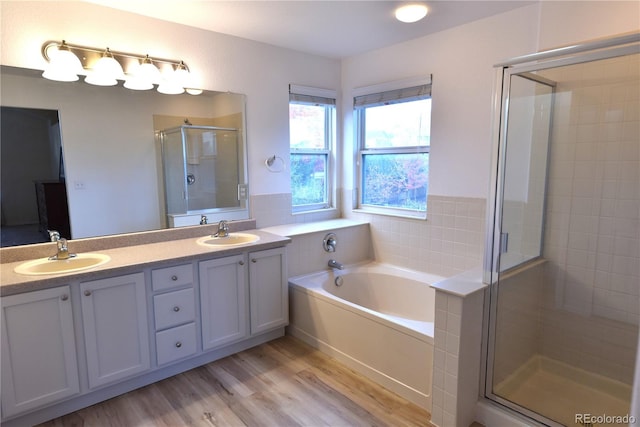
485 33 639 426
159 125 246 226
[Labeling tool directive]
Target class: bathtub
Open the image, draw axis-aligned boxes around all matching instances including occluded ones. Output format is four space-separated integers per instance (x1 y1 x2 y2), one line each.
287 262 444 410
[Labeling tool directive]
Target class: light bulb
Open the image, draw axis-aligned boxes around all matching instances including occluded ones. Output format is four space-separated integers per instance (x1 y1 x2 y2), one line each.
85 48 125 86
42 41 83 82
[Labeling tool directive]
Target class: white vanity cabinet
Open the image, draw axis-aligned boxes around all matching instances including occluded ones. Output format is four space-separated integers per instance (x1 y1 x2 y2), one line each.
80 272 150 389
1 286 79 418
151 264 198 366
248 247 288 335
0 233 289 427
199 253 249 350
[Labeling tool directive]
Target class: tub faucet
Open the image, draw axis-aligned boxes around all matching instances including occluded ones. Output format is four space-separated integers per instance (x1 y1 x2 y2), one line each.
214 220 229 237
328 259 344 270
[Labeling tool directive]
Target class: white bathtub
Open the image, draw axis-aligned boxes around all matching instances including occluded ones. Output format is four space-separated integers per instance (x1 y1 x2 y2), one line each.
288 262 444 409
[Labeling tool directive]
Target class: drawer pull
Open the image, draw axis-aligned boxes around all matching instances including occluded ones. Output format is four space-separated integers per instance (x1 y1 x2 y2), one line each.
84 290 92 296
239 260 245 266
175 341 182 348
251 258 257 263
173 306 180 312
171 275 178 281
61 294 69 301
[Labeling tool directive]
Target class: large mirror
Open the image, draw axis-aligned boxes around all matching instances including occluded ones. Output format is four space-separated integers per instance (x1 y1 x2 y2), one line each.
0 66 249 247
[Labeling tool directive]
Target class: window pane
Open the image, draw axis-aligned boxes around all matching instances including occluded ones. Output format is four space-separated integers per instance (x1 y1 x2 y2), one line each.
289 104 326 149
362 153 428 210
291 153 327 206
364 99 431 148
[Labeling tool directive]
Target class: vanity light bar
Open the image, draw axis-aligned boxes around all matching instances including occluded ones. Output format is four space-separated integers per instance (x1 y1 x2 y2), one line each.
41 40 201 94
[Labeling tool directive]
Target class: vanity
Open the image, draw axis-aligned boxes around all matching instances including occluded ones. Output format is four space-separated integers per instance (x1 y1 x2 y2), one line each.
0 221 290 427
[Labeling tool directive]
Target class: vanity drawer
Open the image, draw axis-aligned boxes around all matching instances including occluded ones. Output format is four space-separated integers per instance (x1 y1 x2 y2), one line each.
152 264 193 291
153 288 196 330
156 322 197 366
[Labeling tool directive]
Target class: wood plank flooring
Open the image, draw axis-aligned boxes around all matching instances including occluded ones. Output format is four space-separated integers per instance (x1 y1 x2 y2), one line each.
39 336 435 427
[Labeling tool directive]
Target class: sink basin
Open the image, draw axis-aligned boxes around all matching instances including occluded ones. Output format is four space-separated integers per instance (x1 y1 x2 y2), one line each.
14 253 111 276
196 232 260 247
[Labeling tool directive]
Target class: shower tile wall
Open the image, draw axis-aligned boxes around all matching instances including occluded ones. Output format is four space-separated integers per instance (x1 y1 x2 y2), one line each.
542 54 638 384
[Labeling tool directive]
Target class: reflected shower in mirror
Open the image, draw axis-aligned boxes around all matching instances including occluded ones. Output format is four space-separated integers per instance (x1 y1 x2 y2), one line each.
0 66 249 245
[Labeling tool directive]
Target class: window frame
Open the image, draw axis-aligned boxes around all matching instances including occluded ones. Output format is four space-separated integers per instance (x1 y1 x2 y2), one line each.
289 85 337 213
354 76 432 219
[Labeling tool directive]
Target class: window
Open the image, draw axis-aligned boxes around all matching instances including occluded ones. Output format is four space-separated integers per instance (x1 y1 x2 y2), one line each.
355 77 432 217
289 85 336 212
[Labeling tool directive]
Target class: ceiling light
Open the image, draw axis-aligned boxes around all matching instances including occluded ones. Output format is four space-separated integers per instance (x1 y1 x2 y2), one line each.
186 88 203 96
85 48 125 86
395 4 428 23
42 40 83 82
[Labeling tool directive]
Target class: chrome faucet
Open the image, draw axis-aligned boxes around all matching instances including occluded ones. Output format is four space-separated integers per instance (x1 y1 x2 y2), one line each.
48 229 60 242
200 215 208 225
47 231 76 260
328 259 344 270
214 220 230 238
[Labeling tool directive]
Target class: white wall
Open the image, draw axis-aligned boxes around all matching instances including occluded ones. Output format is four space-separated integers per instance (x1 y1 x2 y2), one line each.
341 4 540 199
0 0 340 211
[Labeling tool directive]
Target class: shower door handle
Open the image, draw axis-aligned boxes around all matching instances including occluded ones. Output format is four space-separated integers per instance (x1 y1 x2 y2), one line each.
500 232 509 254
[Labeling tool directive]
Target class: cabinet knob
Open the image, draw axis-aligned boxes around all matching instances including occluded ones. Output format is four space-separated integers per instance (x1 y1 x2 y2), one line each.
239 260 245 266
173 306 180 312
84 290 92 296
61 294 69 301
171 275 178 281
175 341 182 348
251 258 257 263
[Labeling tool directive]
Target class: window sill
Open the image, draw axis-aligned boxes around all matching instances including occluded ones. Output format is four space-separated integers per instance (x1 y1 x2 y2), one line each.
292 207 339 216
352 207 427 220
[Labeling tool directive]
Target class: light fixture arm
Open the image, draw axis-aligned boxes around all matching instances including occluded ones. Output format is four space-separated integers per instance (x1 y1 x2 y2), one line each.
41 40 190 75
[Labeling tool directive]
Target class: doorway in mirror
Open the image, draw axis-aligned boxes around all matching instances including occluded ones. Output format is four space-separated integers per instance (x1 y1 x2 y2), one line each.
0 107 71 247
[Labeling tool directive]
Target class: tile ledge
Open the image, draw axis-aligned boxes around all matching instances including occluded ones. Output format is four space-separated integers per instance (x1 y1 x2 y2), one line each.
262 219 369 237
430 266 486 298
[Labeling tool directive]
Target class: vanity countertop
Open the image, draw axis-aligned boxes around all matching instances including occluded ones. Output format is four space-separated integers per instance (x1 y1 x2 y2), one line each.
0 229 290 296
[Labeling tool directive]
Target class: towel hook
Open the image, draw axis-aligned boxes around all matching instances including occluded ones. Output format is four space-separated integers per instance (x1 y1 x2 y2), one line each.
265 155 285 172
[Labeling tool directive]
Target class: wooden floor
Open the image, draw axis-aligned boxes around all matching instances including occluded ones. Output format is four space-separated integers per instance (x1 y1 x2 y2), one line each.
39 336 435 427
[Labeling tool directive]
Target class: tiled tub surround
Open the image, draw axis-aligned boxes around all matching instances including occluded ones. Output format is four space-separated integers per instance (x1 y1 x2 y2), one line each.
344 194 487 278
252 193 486 278
430 270 486 427
262 219 372 278
250 193 340 228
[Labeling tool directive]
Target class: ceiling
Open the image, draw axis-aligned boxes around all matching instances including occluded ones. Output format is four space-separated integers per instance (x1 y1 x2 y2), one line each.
85 1 535 58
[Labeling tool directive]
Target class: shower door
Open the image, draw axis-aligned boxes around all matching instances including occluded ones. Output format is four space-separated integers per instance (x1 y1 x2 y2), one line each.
486 46 640 426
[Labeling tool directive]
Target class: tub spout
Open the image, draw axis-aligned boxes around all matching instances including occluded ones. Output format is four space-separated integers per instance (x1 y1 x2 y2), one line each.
328 259 344 270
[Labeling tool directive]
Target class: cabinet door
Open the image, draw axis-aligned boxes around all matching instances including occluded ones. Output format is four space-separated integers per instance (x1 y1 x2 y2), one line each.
80 273 150 389
1 286 79 418
199 254 248 350
249 247 288 335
